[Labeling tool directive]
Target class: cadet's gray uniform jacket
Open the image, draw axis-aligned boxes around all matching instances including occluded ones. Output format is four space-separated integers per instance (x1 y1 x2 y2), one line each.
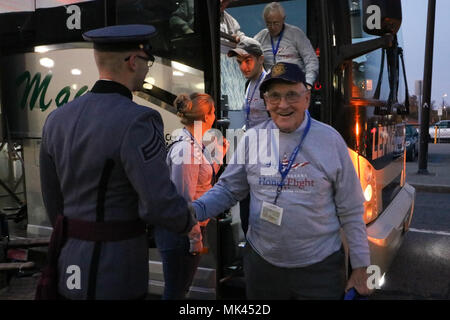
39 80 196 299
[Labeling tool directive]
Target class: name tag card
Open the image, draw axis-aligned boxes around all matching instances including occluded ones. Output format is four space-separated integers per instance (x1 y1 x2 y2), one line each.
260 201 283 226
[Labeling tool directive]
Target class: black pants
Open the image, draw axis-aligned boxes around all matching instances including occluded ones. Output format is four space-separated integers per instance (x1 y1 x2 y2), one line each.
243 244 346 300
239 195 250 236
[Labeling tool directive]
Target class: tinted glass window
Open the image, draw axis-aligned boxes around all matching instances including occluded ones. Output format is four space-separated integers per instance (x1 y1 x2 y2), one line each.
116 0 207 105
0 1 104 53
116 0 204 71
348 0 406 103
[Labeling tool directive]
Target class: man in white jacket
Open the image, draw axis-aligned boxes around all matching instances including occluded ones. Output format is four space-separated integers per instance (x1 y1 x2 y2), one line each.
254 2 319 88
193 62 372 299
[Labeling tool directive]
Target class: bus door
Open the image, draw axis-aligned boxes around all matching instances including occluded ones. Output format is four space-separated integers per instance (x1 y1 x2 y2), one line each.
218 0 322 297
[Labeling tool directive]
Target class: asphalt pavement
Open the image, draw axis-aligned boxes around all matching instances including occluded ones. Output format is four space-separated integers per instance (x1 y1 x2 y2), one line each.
405 142 450 192
371 142 450 300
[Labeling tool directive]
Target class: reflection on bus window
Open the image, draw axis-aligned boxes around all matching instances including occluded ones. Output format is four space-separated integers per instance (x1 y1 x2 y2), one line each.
349 0 405 102
116 0 203 70
116 0 205 107
220 52 246 112
117 0 195 38
169 0 194 37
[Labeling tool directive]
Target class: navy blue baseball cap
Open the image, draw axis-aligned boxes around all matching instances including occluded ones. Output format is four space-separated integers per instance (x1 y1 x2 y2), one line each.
259 62 307 96
83 24 156 59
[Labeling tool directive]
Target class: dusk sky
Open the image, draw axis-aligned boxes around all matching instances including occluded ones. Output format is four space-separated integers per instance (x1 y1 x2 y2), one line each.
402 0 450 109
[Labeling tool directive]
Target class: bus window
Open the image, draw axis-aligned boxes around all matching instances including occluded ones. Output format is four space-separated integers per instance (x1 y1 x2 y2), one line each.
349 0 406 105
116 0 206 109
117 0 205 72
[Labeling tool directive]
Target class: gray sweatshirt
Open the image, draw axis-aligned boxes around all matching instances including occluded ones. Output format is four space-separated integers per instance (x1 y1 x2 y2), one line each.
244 69 270 129
193 112 370 269
254 23 319 86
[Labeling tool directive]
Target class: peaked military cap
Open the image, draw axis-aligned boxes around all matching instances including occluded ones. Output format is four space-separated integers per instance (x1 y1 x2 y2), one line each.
83 24 157 60
259 62 307 96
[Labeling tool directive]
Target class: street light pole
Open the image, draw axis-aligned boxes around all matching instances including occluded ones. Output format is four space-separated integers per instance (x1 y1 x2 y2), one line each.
443 94 448 120
441 94 447 121
418 0 436 175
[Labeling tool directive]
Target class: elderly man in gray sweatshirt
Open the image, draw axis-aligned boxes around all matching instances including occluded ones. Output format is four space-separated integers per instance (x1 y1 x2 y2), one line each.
192 62 371 299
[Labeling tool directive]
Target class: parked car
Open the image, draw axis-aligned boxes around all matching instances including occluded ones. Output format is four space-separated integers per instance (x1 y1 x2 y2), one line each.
405 125 419 161
429 120 450 141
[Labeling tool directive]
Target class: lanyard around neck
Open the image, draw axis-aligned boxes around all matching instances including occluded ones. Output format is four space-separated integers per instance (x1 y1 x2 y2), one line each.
245 70 266 127
270 24 285 64
273 112 311 205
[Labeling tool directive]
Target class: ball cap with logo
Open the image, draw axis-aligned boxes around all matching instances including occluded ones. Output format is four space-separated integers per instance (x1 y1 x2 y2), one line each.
227 38 263 57
259 62 307 97
82 24 157 61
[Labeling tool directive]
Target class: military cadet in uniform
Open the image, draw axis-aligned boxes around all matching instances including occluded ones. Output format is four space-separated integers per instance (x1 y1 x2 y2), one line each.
37 24 201 300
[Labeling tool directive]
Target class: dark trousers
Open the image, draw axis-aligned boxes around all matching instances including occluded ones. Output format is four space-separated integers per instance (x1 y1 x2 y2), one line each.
243 244 346 300
157 232 201 300
239 195 250 236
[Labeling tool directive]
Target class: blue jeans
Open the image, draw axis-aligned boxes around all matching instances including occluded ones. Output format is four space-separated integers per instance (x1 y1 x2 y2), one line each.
154 227 201 300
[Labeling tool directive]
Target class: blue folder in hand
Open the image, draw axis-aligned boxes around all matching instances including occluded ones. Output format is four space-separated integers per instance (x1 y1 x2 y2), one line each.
344 288 368 300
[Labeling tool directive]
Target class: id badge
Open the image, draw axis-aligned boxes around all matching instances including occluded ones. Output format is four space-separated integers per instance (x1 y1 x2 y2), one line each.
260 201 283 226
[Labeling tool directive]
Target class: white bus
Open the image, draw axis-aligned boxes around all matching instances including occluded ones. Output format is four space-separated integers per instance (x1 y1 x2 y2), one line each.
0 0 414 299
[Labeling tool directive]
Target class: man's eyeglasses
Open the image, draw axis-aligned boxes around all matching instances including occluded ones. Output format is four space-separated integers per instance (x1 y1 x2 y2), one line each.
265 21 283 27
263 90 310 104
124 55 155 68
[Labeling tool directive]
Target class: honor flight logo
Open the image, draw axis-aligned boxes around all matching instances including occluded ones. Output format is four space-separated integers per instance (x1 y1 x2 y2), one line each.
259 153 314 193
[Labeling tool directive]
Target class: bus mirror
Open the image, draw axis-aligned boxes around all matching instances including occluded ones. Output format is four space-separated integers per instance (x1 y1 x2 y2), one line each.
362 0 402 36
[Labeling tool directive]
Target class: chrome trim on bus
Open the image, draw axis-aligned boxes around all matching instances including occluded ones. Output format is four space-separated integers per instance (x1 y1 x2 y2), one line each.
367 183 415 274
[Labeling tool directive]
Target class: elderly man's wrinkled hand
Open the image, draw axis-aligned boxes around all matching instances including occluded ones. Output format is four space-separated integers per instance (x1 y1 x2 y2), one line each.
345 267 374 297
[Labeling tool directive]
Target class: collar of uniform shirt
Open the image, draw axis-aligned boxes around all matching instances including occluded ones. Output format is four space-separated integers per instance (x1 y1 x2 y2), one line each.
91 79 133 100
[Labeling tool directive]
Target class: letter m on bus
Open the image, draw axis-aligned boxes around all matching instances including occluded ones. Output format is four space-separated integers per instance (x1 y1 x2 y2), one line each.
15 71 53 111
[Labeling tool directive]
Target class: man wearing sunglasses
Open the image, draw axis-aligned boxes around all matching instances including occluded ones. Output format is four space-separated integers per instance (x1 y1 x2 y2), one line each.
38 24 200 300
192 62 371 299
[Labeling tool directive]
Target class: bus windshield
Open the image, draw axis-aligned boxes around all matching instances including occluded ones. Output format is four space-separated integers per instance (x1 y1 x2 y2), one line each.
349 0 406 104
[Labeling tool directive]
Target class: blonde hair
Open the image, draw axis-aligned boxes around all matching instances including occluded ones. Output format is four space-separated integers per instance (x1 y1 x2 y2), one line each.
174 93 214 126
93 50 129 74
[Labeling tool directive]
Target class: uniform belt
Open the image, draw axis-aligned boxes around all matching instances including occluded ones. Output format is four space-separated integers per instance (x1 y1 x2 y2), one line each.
66 218 146 242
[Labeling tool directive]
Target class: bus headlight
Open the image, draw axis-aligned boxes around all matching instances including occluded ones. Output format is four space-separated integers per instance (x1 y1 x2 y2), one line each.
364 184 373 201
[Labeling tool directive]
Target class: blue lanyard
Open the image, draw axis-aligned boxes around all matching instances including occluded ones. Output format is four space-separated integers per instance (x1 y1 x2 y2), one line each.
245 70 266 127
273 112 311 205
270 25 285 64
184 128 217 186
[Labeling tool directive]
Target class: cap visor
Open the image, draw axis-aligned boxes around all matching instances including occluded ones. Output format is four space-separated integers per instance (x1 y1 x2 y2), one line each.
227 48 249 57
